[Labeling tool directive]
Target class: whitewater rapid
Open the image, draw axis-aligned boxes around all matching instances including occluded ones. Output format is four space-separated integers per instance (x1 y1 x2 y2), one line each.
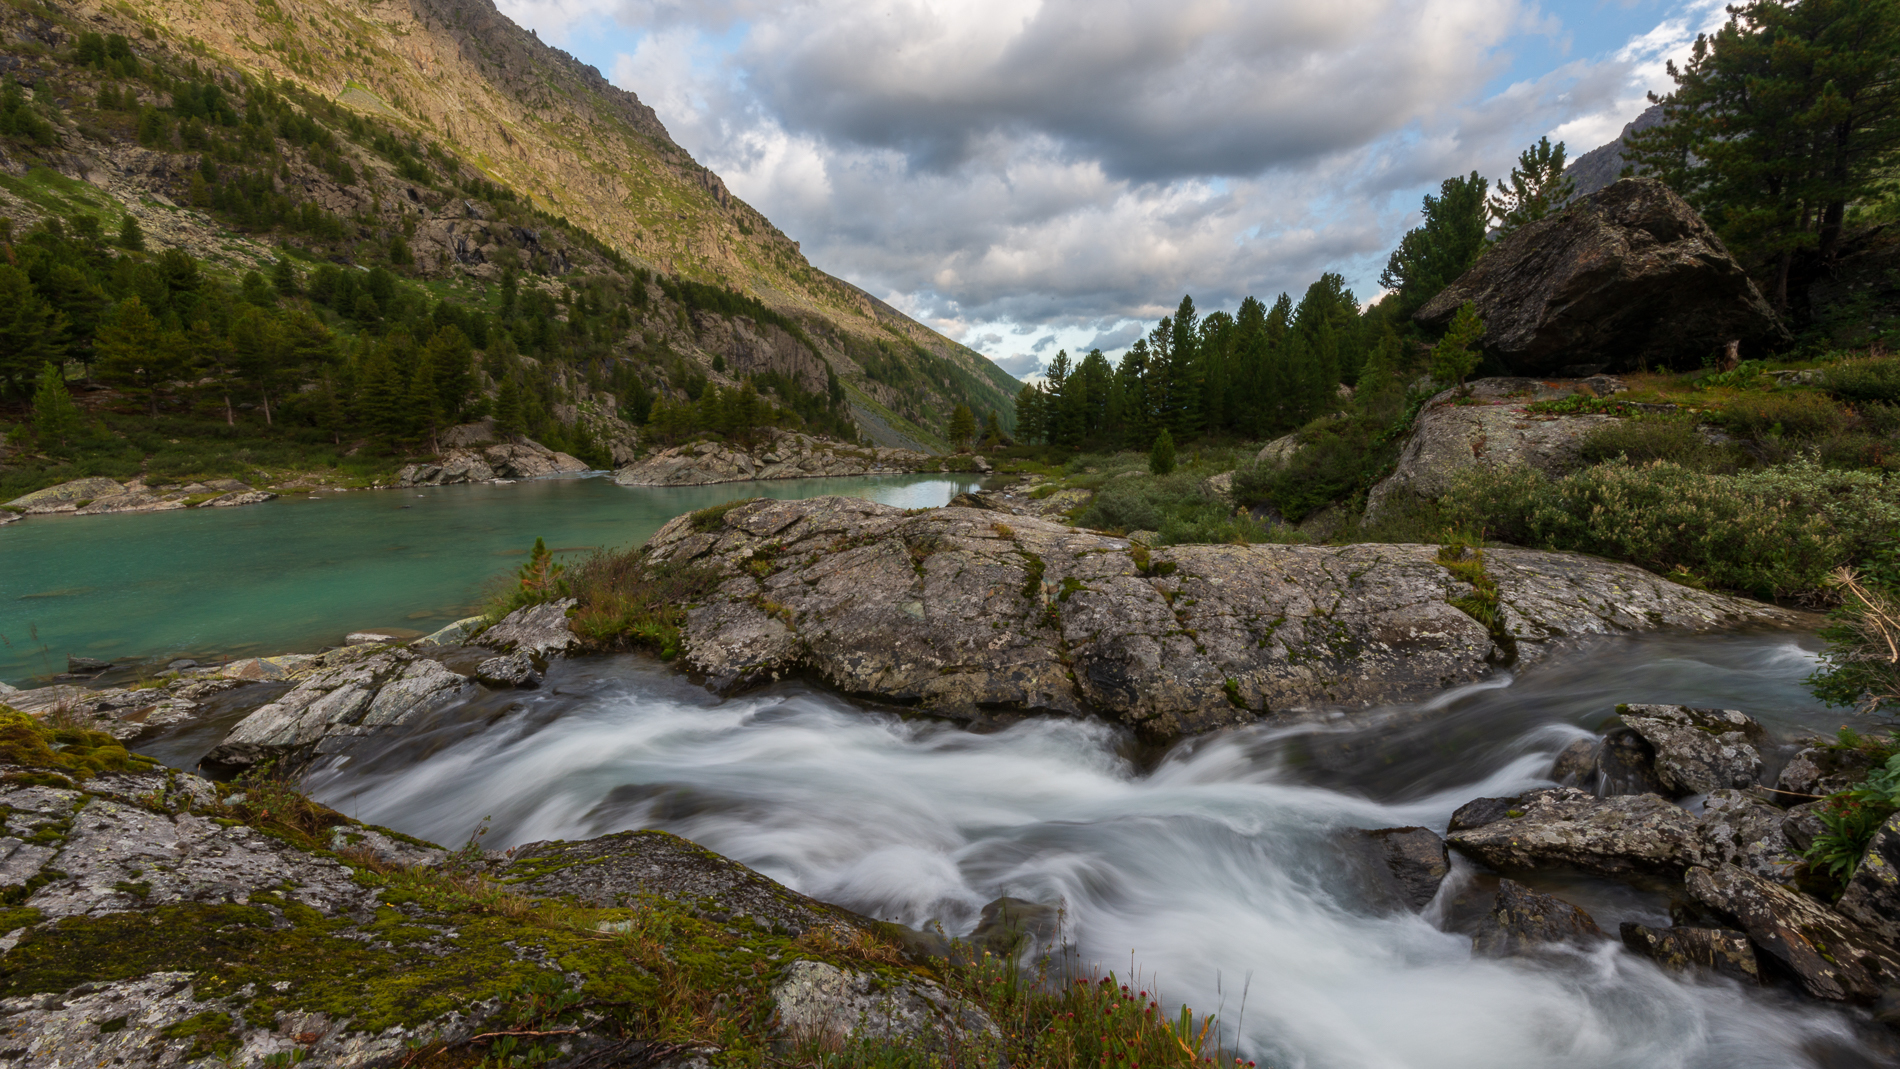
301 633 1882 1068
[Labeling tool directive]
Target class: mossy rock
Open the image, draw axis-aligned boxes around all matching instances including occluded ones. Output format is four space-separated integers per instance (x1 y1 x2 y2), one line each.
0 707 157 780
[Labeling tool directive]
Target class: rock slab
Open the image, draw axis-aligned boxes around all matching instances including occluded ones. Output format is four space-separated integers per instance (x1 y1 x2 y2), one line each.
642 497 1801 742
1471 879 1604 956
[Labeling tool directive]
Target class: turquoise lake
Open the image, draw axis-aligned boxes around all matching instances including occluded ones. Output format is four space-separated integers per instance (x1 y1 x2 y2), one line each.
0 473 981 687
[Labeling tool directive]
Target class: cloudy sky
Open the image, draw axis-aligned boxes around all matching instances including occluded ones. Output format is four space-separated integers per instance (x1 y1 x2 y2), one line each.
498 0 1727 379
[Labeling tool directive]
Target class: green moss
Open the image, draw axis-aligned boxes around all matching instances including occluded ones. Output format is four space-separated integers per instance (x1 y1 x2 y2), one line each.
0 708 158 780
160 1011 236 1059
1018 551 1046 599
1056 577 1087 602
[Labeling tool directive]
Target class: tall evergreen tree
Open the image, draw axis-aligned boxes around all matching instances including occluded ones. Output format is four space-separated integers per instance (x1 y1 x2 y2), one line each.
1380 172 1491 316
95 297 178 416
0 264 65 399
31 362 83 450
1012 382 1047 445
948 402 976 451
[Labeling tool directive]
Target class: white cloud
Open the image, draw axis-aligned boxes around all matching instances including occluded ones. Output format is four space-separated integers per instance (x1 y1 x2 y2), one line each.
539 0 1725 365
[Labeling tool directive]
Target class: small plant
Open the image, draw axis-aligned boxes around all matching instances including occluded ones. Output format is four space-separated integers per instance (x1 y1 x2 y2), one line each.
1149 428 1176 475
1430 302 1485 390
1805 751 1900 886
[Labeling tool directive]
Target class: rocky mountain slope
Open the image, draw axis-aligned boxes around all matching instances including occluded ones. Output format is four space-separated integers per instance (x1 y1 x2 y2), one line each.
0 0 1018 450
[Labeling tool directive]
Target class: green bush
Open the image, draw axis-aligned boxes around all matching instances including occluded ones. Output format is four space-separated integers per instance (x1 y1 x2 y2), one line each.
1824 356 1900 406
1439 458 1871 596
1577 416 1735 470
1232 428 1399 523
1715 391 1851 440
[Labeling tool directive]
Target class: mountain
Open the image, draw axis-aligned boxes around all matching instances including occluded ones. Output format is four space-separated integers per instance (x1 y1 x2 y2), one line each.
1565 104 1665 200
0 0 1018 454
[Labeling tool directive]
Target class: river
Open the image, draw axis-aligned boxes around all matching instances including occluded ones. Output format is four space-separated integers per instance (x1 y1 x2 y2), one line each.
0 473 980 687
253 630 1883 1069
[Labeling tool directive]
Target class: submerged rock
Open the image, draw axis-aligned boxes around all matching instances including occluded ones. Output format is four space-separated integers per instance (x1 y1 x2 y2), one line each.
1688 862 1900 1002
1618 704 1766 794
968 897 1063 959
1471 879 1604 956
1618 923 1760 983
640 497 1801 742
1414 177 1790 374
1446 787 1702 879
1337 826 1452 912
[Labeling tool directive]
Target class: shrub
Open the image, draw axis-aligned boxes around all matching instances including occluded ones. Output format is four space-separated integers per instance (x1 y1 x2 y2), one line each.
565 550 722 660
1577 416 1735 470
1825 356 1900 406
1148 428 1175 475
1439 459 1853 596
1233 432 1377 522
1715 391 1851 440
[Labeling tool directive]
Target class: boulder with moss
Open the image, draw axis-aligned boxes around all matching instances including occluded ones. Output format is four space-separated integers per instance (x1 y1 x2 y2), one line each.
0 714 992 1069
613 430 928 486
632 496 1801 742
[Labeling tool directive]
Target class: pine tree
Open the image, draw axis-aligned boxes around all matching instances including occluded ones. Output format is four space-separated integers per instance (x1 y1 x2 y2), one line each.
981 409 1003 448
271 257 299 297
408 352 443 451
31 363 82 450
1488 136 1575 238
356 346 408 442
1149 427 1175 475
494 373 526 438
0 265 66 399
94 297 176 415
424 325 474 423
1166 296 1202 439
116 213 144 251
948 402 976 452
1013 383 1046 445
1431 303 1487 389
1380 173 1490 316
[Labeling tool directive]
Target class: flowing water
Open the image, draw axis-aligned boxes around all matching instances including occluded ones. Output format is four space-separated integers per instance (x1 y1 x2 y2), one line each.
0 473 980 686
254 630 1893 1069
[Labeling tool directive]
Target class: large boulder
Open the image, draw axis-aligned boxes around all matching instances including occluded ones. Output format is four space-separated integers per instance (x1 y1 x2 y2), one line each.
1446 788 1702 879
1687 863 1900 1001
772 960 998 1051
639 497 1804 742
1471 879 1604 956
1415 178 1790 374
1617 704 1766 794
478 599 579 660
1362 378 1622 524
1696 788 1803 884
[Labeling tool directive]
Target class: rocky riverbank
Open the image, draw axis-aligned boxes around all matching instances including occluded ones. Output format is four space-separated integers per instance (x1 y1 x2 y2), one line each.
1 476 277 524
634 495 1807 741
0 717 1006 1069
611 430 938 486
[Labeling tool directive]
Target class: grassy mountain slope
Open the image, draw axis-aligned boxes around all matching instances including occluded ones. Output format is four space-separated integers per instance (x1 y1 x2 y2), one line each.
0 0 1016 456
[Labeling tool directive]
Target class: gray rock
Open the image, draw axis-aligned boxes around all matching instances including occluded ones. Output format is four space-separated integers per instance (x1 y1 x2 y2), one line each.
67 655 112 674
1363 378 1618 524
413 615 487 647
344 630 407 646
614 432 927 487
1838 811 1900 942
1777 744 1874 800
74 492 186 516
1781 801 1829 855
968 896 1062 959
484 439 589 479
641 498 1803 743
1549 736 1600 787
1414 178 1790 374
478 599 578 659
1617 704 1766 794
0 509 21 526
1696 789 1802 885
1597 726 1672 796
4 476 124 513
1446 787 1703 879
1337 826 1451 912
1618 923 1760 983
397 451 498 487
1471 879 1605 956
202 489 277 507
1688 862 1900 1001
474 650 540 688
503 830 867 937
771 960 998 1050
206 650 474 769
1256 433 1301 466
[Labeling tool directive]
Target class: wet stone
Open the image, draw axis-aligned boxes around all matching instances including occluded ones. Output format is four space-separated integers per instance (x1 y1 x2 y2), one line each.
1618 923 1760 984
1617 704 1766 795
1471 880 1605 957
1337 826 1451 912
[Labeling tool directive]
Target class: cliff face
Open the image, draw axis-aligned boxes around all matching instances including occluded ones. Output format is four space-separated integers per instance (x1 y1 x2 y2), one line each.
1565 104 1665 200
4 0 1018 444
